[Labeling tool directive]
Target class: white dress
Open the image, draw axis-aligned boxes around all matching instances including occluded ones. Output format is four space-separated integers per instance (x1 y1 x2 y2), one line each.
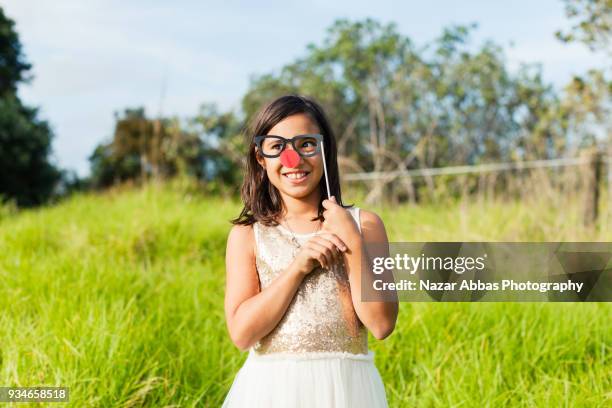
222 207 389 407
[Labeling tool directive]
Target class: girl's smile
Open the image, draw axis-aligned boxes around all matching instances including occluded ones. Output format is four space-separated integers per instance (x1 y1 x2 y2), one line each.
283 170 310 183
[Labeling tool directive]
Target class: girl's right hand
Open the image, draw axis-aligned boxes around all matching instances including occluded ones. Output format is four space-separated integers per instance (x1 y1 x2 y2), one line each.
292 233 348 276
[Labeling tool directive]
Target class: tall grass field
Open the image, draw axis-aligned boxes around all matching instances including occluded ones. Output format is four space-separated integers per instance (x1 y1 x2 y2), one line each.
0 179 610 407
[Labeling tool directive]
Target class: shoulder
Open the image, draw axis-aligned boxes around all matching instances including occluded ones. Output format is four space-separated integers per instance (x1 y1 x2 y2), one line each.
356 209 387 242
226 223 255 255
228 223 254 237
358 209 384 227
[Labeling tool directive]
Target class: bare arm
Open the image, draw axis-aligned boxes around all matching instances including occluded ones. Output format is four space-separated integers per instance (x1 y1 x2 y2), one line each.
343 210 398 340
224 224 304 351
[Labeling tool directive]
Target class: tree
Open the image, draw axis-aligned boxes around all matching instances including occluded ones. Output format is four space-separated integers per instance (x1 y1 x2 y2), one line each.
88 107 207 188
555 0 611 152
0 8 31 97
560 70 611 149
555 0 612 53
0 7 60 207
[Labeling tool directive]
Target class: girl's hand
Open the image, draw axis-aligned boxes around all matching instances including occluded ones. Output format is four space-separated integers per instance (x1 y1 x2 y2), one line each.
292 233 348 276
321 196 360 245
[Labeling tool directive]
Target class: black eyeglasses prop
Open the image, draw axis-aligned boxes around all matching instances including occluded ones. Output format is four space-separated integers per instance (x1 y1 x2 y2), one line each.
254 134 331 199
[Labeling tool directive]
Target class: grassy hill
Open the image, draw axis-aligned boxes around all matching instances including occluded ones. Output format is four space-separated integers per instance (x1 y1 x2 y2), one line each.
0 179 609 406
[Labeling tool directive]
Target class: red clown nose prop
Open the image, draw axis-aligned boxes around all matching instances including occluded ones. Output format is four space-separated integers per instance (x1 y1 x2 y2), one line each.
280 149 301 168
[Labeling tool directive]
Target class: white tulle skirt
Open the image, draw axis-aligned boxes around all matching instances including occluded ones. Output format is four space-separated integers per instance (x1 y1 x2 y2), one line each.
221 350 388 408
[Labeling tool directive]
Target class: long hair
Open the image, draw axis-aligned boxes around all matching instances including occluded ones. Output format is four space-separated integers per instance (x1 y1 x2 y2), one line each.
231 94 351 226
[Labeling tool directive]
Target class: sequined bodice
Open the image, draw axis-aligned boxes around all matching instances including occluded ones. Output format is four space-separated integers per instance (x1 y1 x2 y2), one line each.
250 207 368 356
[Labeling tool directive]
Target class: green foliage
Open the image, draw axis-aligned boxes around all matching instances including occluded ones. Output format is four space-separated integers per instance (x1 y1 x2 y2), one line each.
188 102 243 186
0 7 61 207
88 108 208 189
88 140 141 188
0 94 60 207
561 69 611 147
555 0 612 52
0 8 31 96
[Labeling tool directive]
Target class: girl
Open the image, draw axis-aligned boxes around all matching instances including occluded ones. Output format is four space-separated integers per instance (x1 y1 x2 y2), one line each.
222 94 398 407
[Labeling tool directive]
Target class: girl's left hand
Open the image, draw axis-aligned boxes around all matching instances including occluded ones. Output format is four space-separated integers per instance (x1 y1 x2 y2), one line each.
321 196 360 246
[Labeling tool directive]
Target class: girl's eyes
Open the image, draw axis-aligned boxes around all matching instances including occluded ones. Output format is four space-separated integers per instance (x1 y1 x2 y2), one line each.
263 138 316 152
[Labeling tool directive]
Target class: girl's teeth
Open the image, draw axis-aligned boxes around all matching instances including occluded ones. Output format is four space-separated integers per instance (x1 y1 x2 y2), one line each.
287 173 306 179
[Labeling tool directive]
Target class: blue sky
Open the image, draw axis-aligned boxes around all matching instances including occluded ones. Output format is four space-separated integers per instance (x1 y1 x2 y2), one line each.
2 0 607 177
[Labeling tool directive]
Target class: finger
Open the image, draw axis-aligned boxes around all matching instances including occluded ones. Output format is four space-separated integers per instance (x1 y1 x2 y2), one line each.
316 233 345 255
306 243 326 269
314 234 339 252
318 233 347 252
321 236 343 265
322 199 339 209
310 241 333 268
314 236 339 264
317 253 328 269
323 247 334 267
305 247 324 269
311 246 329 269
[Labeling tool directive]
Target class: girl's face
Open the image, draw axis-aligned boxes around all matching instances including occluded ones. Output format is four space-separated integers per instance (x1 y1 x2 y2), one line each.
256 113 324 200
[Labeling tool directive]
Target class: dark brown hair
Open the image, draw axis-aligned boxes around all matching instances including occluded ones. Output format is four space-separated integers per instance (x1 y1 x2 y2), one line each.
231 94 351 226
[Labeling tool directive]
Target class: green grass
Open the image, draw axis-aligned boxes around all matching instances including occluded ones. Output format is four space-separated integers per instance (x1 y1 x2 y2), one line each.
0 179 610 407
